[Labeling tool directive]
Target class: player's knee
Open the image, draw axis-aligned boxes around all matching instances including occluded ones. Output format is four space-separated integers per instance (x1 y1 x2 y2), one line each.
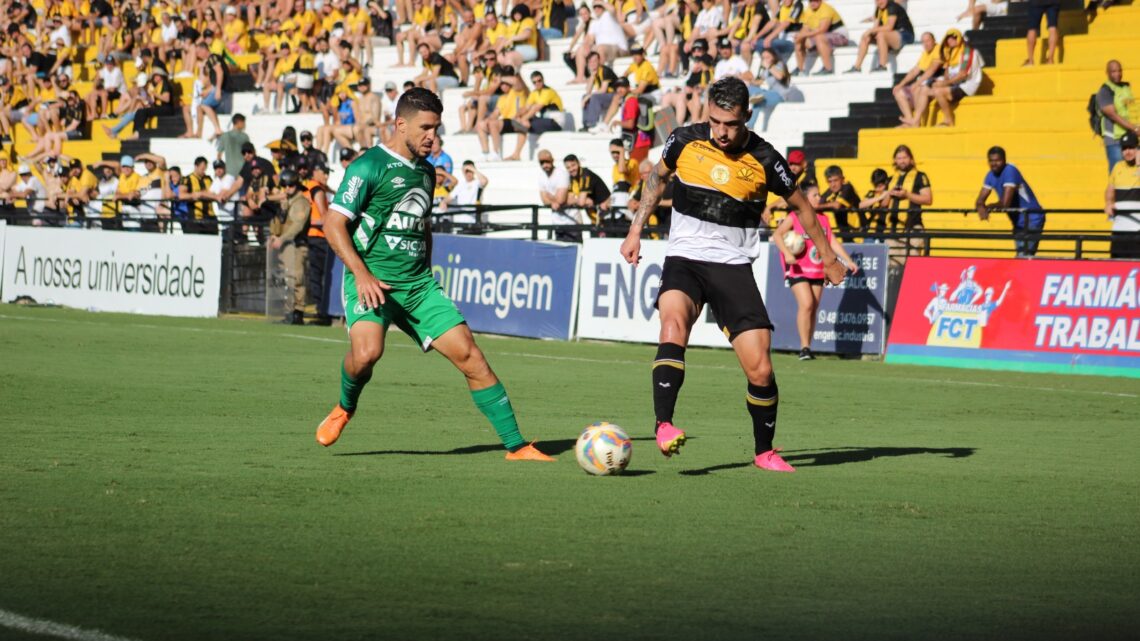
745 362 774 387
353 341 383 366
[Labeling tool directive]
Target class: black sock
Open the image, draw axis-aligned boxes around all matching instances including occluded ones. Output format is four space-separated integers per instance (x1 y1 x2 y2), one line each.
653 343 686 427
747 380 779 455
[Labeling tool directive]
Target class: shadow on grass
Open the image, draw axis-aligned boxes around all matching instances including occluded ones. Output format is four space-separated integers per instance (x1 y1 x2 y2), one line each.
336 437 660 458
679 446 976 476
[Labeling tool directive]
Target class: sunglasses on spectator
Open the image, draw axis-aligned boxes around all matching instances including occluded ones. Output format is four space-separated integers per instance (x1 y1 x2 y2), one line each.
538 159 553 165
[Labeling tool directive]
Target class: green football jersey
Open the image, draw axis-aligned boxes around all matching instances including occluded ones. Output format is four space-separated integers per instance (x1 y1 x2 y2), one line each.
329 144 437 284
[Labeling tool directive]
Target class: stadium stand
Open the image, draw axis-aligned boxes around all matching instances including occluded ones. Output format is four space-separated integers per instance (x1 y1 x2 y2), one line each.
812 0 1138 256
1 0 1130 257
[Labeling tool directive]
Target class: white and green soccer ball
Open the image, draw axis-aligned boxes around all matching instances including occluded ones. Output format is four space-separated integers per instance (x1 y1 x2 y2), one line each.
575 422 632 476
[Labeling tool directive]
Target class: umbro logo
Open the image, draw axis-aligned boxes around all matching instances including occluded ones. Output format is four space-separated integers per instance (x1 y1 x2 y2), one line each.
391 176 405 187
764 421 775 429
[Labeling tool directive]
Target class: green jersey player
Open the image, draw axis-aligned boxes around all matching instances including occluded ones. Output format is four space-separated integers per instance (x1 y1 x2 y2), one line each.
315 87 553 462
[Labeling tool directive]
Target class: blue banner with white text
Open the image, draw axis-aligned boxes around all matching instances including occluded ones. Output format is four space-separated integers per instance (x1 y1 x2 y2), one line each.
430 235 580 340
764 243 889 354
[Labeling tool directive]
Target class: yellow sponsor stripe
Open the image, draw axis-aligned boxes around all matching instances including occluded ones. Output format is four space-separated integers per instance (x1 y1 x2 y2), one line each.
746 394 778 407
653 360 686 370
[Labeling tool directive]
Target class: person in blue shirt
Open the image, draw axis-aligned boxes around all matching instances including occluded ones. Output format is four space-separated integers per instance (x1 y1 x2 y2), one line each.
427 136 454 175
975 146 1045 257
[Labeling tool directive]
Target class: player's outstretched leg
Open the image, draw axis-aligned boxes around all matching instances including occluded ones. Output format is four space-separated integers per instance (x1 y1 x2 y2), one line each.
653 342 688 457
433 324 554 461
317 321 383 447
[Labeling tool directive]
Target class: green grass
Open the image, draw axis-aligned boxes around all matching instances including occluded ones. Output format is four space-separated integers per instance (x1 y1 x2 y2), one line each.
0 305 1137 641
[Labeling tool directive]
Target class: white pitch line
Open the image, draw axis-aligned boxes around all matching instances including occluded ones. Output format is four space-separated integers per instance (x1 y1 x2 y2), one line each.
0 608 142 641
2 312 1136 399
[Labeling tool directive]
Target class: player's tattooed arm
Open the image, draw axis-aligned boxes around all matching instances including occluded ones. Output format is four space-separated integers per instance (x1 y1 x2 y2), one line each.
631 161 671 230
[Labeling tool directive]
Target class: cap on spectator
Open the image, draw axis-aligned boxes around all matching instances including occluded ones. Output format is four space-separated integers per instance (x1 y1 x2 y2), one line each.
787 150 805 164
1122 131 1139 149
121 155 135 167
692 38 708 51
224 6 238 15
151 67 168 77
70 158 82 170
699 54 715 66
203 28 215 38
716 36 731 49
300 131 314 141
613 77 630 88
266 140 288 152
213 159 226 169
339 148 356 161
384 81 397 91
313 163 330 174
354 78 371 89
17 163 30 174
240 142 256 154
630 45 645 55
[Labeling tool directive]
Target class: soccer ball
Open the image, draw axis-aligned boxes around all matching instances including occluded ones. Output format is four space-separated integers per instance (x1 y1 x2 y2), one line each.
575 422 632 476
783 231 806 256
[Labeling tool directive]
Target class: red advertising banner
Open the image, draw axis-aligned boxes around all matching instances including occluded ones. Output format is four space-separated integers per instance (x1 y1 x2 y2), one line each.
887 257 1140 378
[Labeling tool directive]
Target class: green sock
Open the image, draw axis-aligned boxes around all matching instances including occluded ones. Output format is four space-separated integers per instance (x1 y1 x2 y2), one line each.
470 382 525 451
339 362 372 413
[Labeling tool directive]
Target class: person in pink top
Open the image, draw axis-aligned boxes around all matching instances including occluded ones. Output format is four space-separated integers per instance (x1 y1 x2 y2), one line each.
773 183 860 360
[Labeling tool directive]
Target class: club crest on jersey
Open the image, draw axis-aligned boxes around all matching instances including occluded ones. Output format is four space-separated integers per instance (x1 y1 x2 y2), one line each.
710 164 730 185
342 176 363 204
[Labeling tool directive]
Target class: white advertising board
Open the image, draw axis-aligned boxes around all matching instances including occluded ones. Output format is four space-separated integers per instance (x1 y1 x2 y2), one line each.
577 238 770 348
2 227 221 317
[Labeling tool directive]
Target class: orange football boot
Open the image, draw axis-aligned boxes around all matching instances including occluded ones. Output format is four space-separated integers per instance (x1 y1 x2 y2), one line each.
316 405 353 447
504 442 556 462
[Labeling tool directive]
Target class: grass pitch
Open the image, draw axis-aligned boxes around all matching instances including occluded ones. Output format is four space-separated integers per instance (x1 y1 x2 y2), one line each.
0 306 1137 641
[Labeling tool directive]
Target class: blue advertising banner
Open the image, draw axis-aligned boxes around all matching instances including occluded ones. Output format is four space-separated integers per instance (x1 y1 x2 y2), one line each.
430 235 580 340
764 243 889 355
324 257 345 318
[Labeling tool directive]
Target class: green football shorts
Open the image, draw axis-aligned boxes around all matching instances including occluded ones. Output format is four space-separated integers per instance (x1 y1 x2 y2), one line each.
344 272 466 351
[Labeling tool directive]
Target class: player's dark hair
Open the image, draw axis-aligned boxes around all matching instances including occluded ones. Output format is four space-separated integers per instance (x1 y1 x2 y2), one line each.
194 156 207 166
396 87 444 120
708 77 749 114
800 180 818 194
564 154 579 163
231 113 245 124
824 165 843 179
870 168 889 186
987 146 1006 161
609 138 624 148
893 144 914 160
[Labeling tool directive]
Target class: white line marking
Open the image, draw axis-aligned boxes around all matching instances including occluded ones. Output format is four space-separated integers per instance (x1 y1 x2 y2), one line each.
1 313 1135 399
0 608 142 641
